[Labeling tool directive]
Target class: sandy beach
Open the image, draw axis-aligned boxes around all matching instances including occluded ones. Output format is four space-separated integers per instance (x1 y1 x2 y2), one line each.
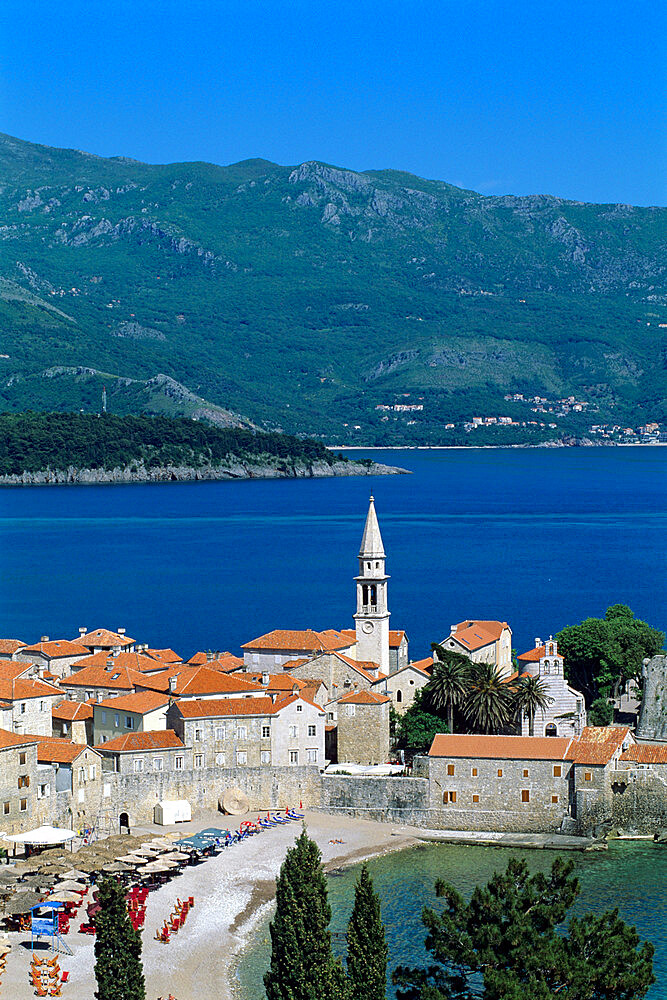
1 811 420 1000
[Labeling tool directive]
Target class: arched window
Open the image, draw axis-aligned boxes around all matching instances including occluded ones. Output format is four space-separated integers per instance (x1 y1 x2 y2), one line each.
396 690 402 703
362 584 369 605
545 723 557 737
370 584 377 605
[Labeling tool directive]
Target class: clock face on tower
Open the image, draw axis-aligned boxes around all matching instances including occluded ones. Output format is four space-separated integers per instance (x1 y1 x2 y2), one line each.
362 621 375 634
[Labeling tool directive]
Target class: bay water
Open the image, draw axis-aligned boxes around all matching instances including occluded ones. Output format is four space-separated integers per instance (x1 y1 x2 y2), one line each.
0 447 664 656
237 839 667 999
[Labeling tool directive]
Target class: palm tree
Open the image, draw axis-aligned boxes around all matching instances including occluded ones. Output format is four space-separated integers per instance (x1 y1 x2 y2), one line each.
463 661 513 734
512 674 554 736
423 644 471 733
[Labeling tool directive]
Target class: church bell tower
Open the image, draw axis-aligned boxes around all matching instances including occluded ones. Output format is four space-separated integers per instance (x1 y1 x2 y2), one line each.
354 496 390 674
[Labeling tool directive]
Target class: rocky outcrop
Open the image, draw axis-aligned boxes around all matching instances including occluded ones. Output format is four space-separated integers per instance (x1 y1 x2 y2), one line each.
0 457 407 486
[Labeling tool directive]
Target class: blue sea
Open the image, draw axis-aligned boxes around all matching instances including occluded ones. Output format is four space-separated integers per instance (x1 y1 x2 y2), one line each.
0 447 664 657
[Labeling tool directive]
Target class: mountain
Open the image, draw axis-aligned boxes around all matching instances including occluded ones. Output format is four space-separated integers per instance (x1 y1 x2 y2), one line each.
0 133 665 444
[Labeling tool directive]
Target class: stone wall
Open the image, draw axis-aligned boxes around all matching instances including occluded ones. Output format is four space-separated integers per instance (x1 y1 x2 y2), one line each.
637 655 667 741
337 701 389 765
319 774 431 824
0 743 39 835
607 766 667 833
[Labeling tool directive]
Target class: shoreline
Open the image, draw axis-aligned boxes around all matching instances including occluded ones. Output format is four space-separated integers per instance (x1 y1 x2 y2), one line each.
329 442 667 451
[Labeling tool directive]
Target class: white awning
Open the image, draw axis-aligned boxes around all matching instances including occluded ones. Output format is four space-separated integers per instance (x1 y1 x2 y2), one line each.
3 826 76 845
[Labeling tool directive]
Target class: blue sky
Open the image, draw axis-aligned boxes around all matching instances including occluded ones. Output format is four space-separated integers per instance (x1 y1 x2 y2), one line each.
1 0 664 205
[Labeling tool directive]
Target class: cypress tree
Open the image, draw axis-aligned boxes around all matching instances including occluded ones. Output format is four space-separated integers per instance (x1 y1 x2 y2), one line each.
93 876 145 1000
265 828 347 1000
346 864 388 1000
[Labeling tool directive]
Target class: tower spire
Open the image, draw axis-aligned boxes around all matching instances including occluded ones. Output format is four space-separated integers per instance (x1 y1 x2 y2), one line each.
354 496 390 674
359 495 385 559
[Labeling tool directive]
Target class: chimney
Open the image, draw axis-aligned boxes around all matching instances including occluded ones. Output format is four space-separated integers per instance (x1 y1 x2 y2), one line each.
79 627 87 637
450 625 457 634
206 650 215 662
105 657 114 672
117 627 126 636
40 635 49 643
534 637 542 648
112 646 120 656
261 671 269 686
168 676 177 694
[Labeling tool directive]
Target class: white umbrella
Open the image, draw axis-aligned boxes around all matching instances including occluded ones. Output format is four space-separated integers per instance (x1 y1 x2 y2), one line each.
4 826 75 846
52 880 86 892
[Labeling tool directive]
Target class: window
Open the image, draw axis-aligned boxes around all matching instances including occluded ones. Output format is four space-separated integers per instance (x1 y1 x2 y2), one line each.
101 711 107 724
523 769 529 778
125 716 134 730
472 794 480 804
62 723 69 734
194 754 203 768
471 767 478 777
175 756 184 770
2 802 8 815
97 692 104 702
78 767 86 783
545 723 558 737
497 769 503 778
306 749 318 763
215 753 225 766
327 712 335 722
89 765 96 781
19 752 26 765
552 795 559 803
194 729 202 742
86 692 93 701
289 750 299 765
20 798 27 811
18 775 29 789
308 725 316 737
133 759 143 773
40 701 46 712
236 750 247 765
553 765 562 777
443 791 457 804
521 790 530 803
396 689 402 703
20 703 26 715
296 704 302 713
237 726 247 739
154 757 163 771
215 726 225 741
447 764 455 776
37 784 50 799
260 750 271 765
289 725 298 738
262 725 271 738
346 705 356 717
584 772 592 782
114 714 120 727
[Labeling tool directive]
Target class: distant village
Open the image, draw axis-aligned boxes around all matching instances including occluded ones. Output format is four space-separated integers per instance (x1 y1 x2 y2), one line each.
0 498 665 842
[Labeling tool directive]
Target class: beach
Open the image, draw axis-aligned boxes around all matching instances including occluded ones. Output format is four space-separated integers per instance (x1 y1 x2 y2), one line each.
0 811 420 1000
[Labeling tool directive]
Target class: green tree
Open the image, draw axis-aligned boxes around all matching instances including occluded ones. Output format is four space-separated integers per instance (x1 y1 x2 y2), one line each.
93 876 145 1000
423 645 471 733
394 690 448 758
556 605 664 704
463 662 513 734
393 856 654 1000
512 674 554 736
346 864 388 1000
265 828 347 1000
588 696 614 726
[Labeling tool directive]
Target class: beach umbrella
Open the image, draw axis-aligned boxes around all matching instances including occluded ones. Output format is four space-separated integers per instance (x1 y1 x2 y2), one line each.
69 858 101 874
114 855 143 866
61 869 89 881
142 859 178 871
4 891 42 913
160 852 190 862
52 880 86 892
48 890 80 904
102 862 133 874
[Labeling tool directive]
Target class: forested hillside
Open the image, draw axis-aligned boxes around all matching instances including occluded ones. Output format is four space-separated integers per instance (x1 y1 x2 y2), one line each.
0 133 665 444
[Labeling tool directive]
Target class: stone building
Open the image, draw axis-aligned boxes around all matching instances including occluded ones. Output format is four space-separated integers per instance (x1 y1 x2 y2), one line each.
96 730 190 776
241 629 353 671
441 621 513 677
288 650 384 702
0 730 39 835
517 637 586 738
52 700 94 743
16 638 89 678
32 739 103 833
335 690 390 765
69 650 167 676
0 668 61 736
0 640 26 661
73 627 136 654
352 496 392 676
245 672 328 707
376 659 432 713
568 726 633 832
167 694 326 769
93 690 171 744
148 664 265 701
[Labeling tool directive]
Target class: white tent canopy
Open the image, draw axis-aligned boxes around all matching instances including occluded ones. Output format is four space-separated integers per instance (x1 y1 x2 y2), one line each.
4 826 76 845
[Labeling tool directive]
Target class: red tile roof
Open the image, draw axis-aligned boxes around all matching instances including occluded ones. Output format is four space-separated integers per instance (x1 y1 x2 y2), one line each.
96 731 185 752
29 737 98 764
186 652 209 665
619 743 667 764
173 696 276 719
568 727 631 766
95 690 171 714
74 628 135 648
241 629 353 653
280 658 309 671
411 656 434 673
144 648 183 664
204 654 245 673
0 662 32 681
247 673 311 692
60 665 143 691
52 701 94 722
71 651 164 673
0 728 40 749
335 652 386 684
338 690 391 706
21 639 87 658
449 620 509 651
518 645 546 662
0 639 27 655
429 734 574 760
0 675 61 701
140 665 265 697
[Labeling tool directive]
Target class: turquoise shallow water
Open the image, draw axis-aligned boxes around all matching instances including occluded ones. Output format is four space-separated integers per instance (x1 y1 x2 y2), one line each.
237 840 667 999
